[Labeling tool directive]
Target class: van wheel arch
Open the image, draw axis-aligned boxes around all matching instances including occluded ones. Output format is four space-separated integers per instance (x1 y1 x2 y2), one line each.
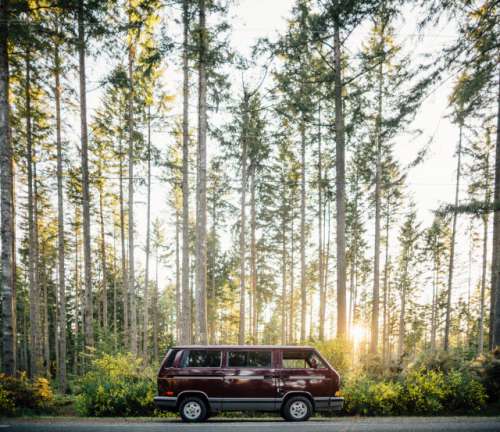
176 391 210 411
281 392 315 412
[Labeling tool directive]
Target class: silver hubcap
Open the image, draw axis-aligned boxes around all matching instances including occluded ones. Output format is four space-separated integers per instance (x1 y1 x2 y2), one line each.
289 400 308 419
183 401 202 420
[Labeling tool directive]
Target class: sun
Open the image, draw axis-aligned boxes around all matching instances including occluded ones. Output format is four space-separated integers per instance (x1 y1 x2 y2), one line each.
351 324 368 345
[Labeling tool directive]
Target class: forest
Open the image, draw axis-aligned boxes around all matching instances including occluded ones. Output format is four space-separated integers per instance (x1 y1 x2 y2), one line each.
0 0 499 418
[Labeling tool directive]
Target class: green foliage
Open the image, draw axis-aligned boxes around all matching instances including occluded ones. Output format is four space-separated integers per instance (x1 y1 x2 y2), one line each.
470 348 500 403
313 339 352 377
342 368 487 416
343 375 403 415
75 354 156 417
0 373 54 417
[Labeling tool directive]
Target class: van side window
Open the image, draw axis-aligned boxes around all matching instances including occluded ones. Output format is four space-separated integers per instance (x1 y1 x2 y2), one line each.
180 350 221 368
282 351 326 369
227 351 272 368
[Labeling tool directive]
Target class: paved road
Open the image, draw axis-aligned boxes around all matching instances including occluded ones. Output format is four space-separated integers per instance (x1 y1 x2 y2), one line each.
1 417 500 432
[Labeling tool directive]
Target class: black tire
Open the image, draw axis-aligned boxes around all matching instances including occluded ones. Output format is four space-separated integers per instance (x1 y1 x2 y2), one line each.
179 396 208 422
281 396 313 422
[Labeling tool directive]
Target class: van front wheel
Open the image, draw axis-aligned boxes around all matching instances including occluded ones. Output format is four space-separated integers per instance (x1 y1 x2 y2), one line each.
179 396 208 422
282 396 313 421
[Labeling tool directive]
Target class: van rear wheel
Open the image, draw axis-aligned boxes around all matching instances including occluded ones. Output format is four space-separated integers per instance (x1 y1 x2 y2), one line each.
179 396 208 422
282 396 313 421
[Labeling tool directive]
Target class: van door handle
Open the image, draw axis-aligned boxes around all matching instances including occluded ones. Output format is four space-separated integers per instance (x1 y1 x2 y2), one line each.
264 374 274 379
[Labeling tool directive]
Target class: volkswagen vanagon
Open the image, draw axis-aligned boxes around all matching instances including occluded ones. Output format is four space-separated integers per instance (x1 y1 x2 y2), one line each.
154 345 344 422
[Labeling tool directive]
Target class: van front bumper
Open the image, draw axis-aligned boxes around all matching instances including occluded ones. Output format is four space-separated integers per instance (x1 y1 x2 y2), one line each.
314 396 344 411
154 396 177 411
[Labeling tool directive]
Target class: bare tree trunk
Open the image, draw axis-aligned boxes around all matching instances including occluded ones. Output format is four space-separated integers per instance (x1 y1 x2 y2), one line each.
153 244 159 362
318 104 325 341
382 197 390 361
195 0 208 344
143 106 152 361
78 0 94 352
281 169 287 344
398 279 407 359
289 205 295 343
180 0 192 346
479 154 490 353
175 209 181 342
300 120 306 342
444 119 463 351
112 224 117 350
54 41 67 391
333 13 347 339
238 93 249 345
34 162 49 375
99 182 108 329
119 125 128 347
127 6 137 355
431 256 438 351
25 50 42 377
371 48 384 354
491 71 500 349
73 207 80 374
0 0 15 376
250 163 257 341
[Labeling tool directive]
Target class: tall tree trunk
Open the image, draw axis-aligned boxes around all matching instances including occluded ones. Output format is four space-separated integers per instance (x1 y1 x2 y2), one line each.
175 209 181 342
112 224 118 350
318 104 325 341
78 0 94 352
25 50 42 377
238 93 249 344
250 163 257 341
180 0 192 345
0 0 15 376
300 120 306 342
118 123 128 347
382 196 390 361
153 245 159 362
195 0 208 344
34 162 49 375
143 107 152 361
73 207 80 374
444 118 463 351
479 153 490 353
98 177 107 335
371 45 384 354
398 275 407 359
54 41 67 391
127 5 137 355
431 255 438 351
491 71 500 349
281 168 287 344
333 13 347 339
289 204 295 343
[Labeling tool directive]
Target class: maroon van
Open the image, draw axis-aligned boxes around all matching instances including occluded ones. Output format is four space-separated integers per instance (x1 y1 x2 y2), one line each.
154 345 344 422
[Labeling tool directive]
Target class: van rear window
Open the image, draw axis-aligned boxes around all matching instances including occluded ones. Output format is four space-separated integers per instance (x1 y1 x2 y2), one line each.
228 351 272 368
180 350 222 368
164 349 179 368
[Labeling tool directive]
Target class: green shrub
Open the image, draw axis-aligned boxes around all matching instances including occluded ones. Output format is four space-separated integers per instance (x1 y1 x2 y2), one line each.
341 368 487 416
470 348 500 403
0 372 54 417
342 375 403 415
76 353 156 416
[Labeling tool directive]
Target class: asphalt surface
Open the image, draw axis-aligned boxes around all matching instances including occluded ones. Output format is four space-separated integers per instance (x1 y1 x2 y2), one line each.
1 417 500 432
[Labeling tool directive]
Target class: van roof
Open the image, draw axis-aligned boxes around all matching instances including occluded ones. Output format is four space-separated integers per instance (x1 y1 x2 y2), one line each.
171 345 315 350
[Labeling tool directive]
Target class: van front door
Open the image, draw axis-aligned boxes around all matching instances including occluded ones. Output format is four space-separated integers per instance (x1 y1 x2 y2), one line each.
278 349 332 400
222 350 278 411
